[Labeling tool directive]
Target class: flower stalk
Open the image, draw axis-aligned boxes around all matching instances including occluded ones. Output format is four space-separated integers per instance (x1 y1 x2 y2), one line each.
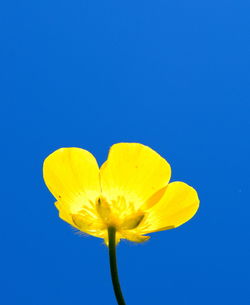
108 227 126 305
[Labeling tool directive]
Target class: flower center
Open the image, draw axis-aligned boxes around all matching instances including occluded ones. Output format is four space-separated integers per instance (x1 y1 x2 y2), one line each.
96 196 145 230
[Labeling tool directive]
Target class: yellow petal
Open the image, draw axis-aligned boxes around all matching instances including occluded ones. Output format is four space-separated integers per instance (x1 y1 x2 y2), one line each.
121 231 150 243
100 143 171 209
55 201 74 226
139 182 199 233
72 213 104 232
121 213 145 230
43 148 101 214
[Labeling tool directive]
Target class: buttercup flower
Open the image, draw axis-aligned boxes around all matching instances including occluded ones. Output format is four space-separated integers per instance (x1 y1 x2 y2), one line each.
43 143 199 243
43 143 199 305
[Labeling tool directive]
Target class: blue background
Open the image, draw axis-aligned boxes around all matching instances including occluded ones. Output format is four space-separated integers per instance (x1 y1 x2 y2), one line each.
1 0 249 304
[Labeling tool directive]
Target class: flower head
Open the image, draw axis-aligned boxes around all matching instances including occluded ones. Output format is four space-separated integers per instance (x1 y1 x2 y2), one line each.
43 143 199 244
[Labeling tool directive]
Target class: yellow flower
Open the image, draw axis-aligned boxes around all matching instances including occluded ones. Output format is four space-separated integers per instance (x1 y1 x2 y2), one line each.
43 143 199 244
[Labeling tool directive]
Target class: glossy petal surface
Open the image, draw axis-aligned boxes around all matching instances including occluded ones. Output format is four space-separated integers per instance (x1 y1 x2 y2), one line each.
100 143 171 210
43 148 102 235
138 182 199 234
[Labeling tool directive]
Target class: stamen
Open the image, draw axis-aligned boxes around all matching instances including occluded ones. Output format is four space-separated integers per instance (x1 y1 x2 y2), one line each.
96 197 112 221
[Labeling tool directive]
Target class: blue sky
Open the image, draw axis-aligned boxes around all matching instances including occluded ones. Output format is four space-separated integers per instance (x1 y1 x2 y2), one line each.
1 0 249 304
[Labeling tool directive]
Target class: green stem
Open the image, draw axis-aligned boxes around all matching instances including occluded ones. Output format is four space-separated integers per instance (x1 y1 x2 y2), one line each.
108 227 126 305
